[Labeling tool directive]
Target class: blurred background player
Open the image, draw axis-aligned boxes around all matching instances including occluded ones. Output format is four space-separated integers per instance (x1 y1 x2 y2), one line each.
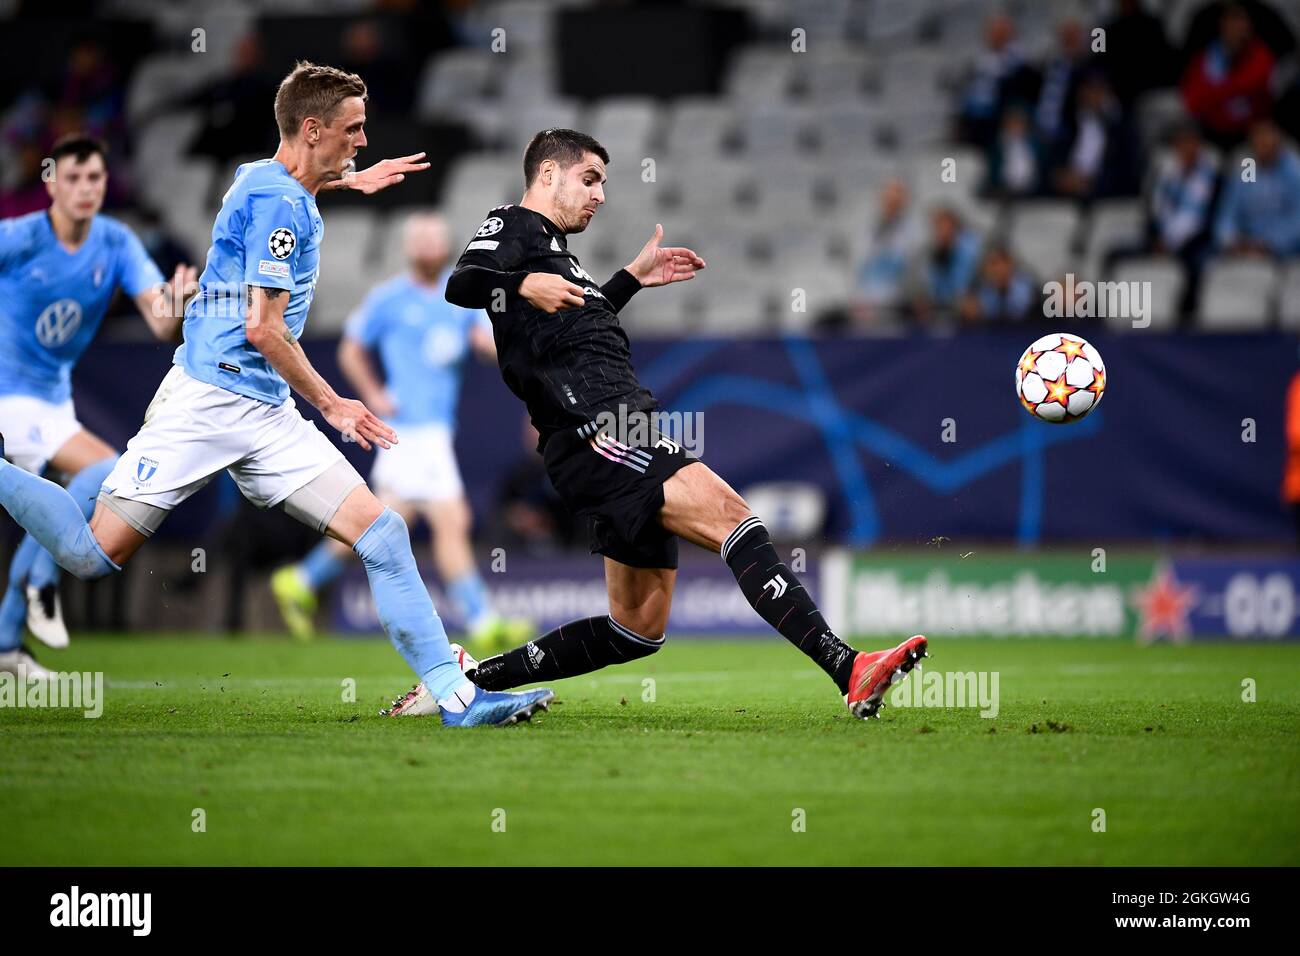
0 134 193 678
270 212 532 650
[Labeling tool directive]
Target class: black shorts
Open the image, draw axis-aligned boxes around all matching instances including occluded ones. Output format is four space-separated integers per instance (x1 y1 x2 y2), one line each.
543 422 698 569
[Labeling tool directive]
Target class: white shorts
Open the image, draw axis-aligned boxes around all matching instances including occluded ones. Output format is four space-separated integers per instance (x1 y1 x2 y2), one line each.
102 365 346 512
370 422 464 503
0 393 83 474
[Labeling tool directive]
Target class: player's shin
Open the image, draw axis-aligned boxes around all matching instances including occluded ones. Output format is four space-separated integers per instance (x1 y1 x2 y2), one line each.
471 615 663 691
0 459 120 580
721 516 856 693
28 456 117 589
0 535 42 650
352 507 464 700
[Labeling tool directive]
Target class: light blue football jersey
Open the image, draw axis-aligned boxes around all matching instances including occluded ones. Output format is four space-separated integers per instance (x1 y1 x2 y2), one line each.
343 272 489 427
175 159 323 406
0 211 163 403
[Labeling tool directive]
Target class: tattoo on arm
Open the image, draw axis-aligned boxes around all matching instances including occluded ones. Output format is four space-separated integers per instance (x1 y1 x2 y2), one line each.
282 329 298 346
263 288 286 300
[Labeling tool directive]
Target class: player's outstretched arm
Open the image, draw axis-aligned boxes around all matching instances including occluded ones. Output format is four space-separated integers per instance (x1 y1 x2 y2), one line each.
245 286 396 451
337 335 396 418
134 263 197 342
320 152 430 195
623 223 705 288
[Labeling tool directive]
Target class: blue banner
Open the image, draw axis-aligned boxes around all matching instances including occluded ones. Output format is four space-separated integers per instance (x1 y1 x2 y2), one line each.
64 332 1294 546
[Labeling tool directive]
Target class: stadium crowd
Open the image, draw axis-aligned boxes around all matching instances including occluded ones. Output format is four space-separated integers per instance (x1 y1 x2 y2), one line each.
3 0 1299 336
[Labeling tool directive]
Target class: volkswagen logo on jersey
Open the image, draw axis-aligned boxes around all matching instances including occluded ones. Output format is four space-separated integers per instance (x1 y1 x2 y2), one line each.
35 299 83 348
135 456 159 486
476 217 504 238
268 227 296 260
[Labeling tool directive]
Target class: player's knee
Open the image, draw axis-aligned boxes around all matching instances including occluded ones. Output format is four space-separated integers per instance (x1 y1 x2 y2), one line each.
354 507 414 567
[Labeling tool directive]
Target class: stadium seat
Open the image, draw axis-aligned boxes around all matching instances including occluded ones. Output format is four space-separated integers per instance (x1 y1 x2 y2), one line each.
739 102 815 157
909 146 986 206
588 97 661 161
132 111 203 191
876 48 953 101
1108 257 1185 330
1082 200 1145 283
861 0 933 44
497 98 584 156
312 210 378 331
1009 202 1081 283
1196 259 1279 331
662 98 738 158
125 54 218 125
812 102 888 156
725 46 798 103
692 287 773 335
1280 263 1300 330
498 54 560 107
773 261 853 331
481 0 554 55
740 482 828 539
794 44 869 103
414 50 496 122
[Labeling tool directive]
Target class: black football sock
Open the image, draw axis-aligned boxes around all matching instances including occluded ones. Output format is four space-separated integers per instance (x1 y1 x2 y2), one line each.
471 615 663 691
721 516 857 693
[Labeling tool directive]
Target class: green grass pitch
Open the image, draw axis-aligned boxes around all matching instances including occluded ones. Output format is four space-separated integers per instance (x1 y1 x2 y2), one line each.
2 635 1298 866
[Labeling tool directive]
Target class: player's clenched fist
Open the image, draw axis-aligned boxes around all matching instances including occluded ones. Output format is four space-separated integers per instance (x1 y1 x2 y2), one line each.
519 273 587 313
323 396 397 451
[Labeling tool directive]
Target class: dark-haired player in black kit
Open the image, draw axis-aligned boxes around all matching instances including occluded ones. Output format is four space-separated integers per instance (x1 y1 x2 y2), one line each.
440 129 926 720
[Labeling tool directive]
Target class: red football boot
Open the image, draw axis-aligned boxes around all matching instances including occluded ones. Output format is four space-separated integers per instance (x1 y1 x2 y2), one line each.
844 635 928 720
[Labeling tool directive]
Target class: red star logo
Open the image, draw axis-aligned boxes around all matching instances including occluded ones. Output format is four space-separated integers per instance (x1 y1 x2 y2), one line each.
1019 350 1042 375
1041 373 1077 412
1089 367 1106 397
1056 336 1086 360
1131 564 1198 643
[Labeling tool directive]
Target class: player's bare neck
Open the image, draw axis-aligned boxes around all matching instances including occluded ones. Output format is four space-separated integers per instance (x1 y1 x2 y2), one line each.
273 142 327 196
520 196 566 235
48 207 91 253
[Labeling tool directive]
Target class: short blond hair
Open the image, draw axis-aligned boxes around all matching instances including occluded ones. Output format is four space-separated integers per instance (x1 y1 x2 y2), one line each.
273 61 367 140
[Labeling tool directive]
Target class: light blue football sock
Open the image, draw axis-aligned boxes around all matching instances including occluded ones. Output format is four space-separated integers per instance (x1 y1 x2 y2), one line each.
0 534 42 651
29 456 116 589
299 539 348 592
446 570 491 631
353 508 461 700
0 459 120 581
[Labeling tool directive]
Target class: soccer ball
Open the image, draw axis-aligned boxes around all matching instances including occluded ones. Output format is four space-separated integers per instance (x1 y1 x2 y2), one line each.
1015 332 1106 424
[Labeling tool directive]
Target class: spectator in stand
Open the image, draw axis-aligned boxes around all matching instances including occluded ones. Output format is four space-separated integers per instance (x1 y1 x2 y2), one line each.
1052 70 1143 200
1183 0 1295 64
908 205 982 321
339 20 414 117
1107 121 1220 318
1100 0 1178 107
186 33 279 162
1213 118 1300 258
960 243 1039 324
1181 2 1276 149
1034 18 1092 154
959 11 1039 150
849 177 921 323
986 105 1045 198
